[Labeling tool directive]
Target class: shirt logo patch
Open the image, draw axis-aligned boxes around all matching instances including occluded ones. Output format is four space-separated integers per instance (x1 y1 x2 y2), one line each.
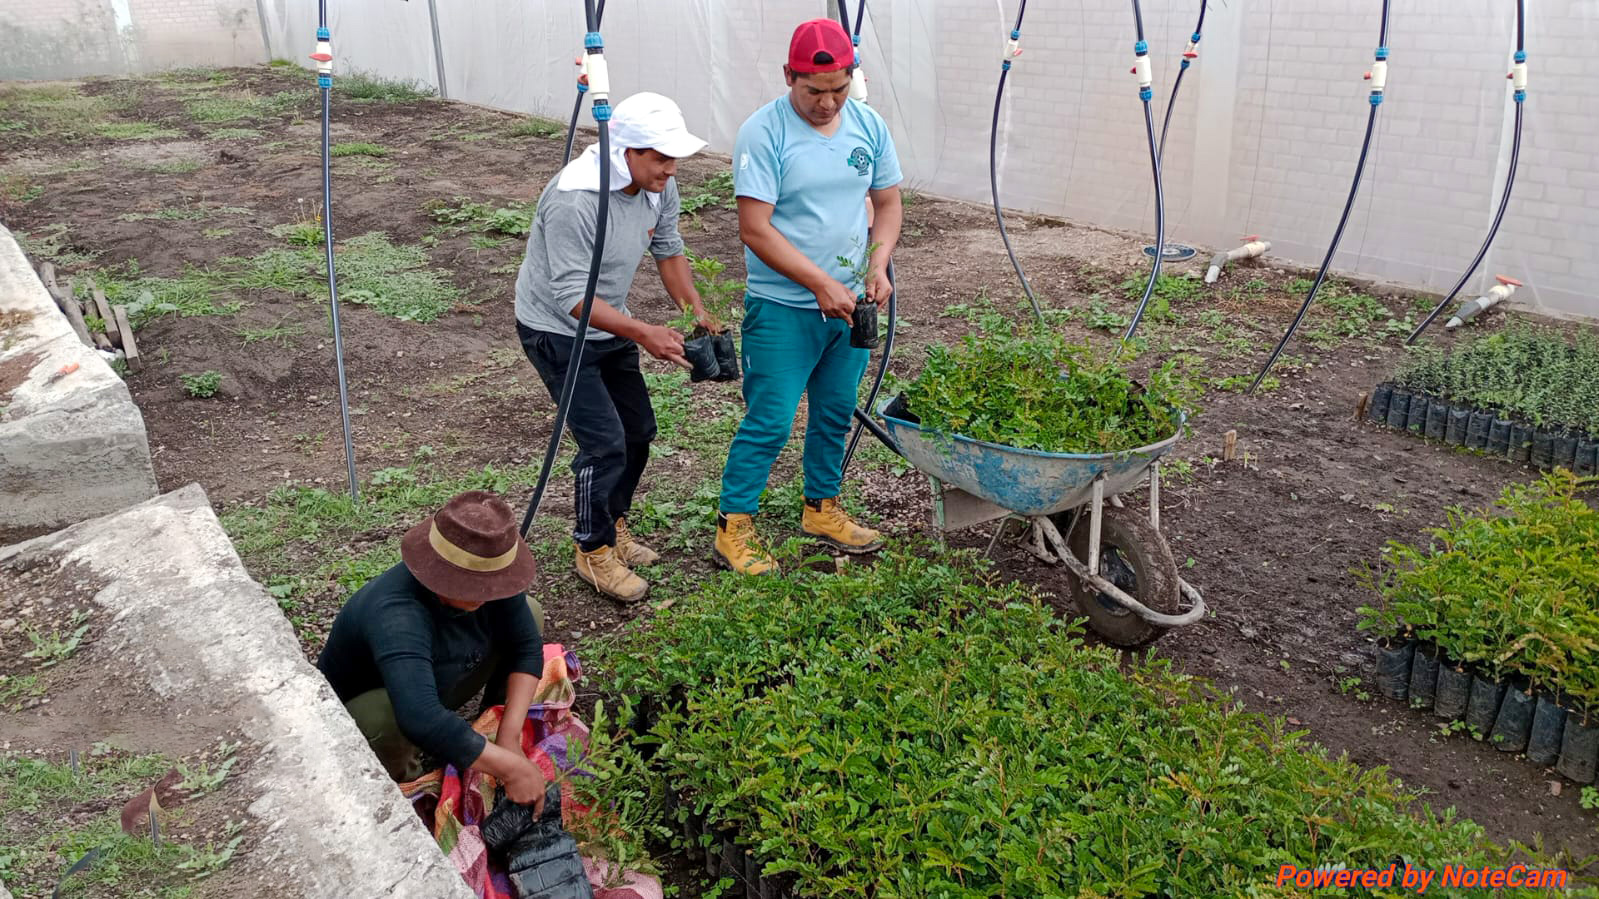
739 153 752 171
847 147 871 176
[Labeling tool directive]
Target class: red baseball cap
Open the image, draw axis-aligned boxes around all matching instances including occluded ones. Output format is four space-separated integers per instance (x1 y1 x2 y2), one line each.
788 18 854 74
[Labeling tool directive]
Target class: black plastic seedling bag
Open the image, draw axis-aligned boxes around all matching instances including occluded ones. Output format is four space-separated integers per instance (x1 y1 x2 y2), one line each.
850 302 879 349
1557 711 1599 784
1445 407 1470 446
684 335 720 383
1424 402 1449 440
1374 639 1413 701
1527 693 1567 767
1486 418 1512 456
1550 432 1578 470
1368 383 1394 424
1489 679 1534 753
1575 438 1599 476
1465 411 1493 450
1386 391 1411 430
1466 674 1507 739
1531 431 1554 469
711 333 740 382
1434 663 1471 720
1509 423 1534 463
1408 643 1439 711
1406 396 1429 435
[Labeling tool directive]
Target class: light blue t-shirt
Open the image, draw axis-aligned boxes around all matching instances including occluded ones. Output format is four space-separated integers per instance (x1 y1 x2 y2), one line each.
733 96 903 308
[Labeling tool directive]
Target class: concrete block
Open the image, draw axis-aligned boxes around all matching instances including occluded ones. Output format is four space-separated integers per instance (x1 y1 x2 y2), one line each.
0 224 157 542
0 485 475 899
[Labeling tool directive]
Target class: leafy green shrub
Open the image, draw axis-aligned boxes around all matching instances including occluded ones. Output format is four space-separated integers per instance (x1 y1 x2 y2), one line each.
1359 471 1599 705
180 370 223 398
341 73 434 102
600 550 1515 897
1394 324 1599 434
901 321 1188 453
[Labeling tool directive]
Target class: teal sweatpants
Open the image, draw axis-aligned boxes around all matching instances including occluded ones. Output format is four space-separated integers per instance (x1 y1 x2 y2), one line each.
720 296 870 515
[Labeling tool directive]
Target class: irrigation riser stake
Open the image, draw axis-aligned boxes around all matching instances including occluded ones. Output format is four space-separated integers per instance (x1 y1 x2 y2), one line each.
1366 634 1599 785
1365 382 1598 472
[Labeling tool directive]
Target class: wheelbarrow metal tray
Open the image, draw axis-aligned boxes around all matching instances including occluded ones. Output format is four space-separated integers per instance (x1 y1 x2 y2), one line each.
879 395 1181 517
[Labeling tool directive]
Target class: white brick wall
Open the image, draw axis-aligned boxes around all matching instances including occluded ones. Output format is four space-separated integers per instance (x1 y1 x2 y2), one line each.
0 0 265 78
8 0 1595 321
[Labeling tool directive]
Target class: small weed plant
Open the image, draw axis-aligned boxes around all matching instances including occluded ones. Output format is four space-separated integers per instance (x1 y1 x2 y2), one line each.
1359 471 1599 705
902 318 1189 453
180 371 223 398
425 196 537 238
330 141 388 157
680 170 736 218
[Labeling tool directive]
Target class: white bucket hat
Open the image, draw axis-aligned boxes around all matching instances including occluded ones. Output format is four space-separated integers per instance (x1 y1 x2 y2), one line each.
556 92 707 198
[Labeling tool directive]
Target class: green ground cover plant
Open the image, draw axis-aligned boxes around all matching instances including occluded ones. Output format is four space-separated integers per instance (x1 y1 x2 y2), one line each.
680 170 736 218
425 196 537 238
901 320 1188 453
600 550 1528 897
1393 325 1599 435
1358 471 1599 705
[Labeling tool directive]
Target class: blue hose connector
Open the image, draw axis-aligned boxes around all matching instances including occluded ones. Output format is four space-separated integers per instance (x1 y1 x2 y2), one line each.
1140 87 1153 101
577 80 589 92
1180 58 1191 70
317 27 330 40
1135 40 1148 55
584 31 603 49
1191 32 1202 43
1514 90 1526 102
592 101 612 121
1011 29 1020 40
1515 50 1526 63
1002 60 1012 71
853 34 861 46
1375 46 1389 60
1370 93 1384 106
318 74 331 89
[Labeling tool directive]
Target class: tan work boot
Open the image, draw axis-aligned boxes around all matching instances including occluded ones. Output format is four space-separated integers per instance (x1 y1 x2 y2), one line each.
574 543 648 603
713 512 778 575
802 497 884 554
613 517 659 567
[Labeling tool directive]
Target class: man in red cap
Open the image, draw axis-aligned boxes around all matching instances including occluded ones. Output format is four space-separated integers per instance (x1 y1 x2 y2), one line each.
317 490 550 811
715 17 904 575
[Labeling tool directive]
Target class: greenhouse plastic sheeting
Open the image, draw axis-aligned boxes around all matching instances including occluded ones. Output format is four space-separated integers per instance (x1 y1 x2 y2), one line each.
246 0 1597 321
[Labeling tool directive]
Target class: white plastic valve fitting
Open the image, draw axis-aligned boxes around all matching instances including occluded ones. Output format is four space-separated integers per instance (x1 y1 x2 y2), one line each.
1511 60 1528 90
1004 38 1021 61
1133 55 1152 90
312 40 333 75
849 67 869 102
1368 59 1388 92
583 54 610 102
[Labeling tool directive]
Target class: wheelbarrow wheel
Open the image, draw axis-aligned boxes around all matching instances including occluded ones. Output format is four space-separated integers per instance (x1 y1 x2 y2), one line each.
1056 505 1181 649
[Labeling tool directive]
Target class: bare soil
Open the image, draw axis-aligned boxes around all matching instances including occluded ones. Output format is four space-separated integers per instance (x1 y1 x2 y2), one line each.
0 554 275 898
2 64 1593 878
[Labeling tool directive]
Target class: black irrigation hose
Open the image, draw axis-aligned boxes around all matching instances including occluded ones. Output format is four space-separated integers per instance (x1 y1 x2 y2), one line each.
989 1 1043 323
316 0 358 501
1406 0 1525 345
842 262 898 473
1250 0 1392 394
1157 2 1206 165
561 0 607 165
1122 0 1166 343
522 0 613 537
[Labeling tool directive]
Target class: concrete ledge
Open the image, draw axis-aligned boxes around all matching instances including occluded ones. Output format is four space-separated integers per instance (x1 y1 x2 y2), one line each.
0 223 158 540
0 485 473 899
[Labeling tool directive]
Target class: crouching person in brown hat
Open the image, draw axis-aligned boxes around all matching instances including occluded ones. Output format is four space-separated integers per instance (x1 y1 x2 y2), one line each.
317 490 550 811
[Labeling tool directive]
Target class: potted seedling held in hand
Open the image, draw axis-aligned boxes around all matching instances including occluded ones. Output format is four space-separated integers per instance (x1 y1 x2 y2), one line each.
837 239 882 350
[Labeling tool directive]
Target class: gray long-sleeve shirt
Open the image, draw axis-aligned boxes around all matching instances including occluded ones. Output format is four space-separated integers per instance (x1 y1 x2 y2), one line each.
513 175 686 340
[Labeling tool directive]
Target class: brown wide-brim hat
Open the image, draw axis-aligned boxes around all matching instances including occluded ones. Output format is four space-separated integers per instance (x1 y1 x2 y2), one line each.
400 489 538 603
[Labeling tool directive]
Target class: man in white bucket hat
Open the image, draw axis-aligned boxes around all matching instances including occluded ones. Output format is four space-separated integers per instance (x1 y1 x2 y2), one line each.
514 91 714 603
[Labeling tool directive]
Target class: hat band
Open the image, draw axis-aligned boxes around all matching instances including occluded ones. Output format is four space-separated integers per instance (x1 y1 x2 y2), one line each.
428 521 518 572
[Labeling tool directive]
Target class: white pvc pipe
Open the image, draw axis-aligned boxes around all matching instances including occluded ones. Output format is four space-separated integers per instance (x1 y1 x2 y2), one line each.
1447 275 1520 329
1205 237 1271 283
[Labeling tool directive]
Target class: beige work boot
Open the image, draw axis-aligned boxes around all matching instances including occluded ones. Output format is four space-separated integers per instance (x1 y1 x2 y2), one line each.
713 512 778 575
613 517 659 567
574 543 648 603
801 497 884 554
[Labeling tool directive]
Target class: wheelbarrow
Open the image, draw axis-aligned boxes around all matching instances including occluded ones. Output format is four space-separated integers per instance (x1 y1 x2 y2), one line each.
876 395 1206 648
